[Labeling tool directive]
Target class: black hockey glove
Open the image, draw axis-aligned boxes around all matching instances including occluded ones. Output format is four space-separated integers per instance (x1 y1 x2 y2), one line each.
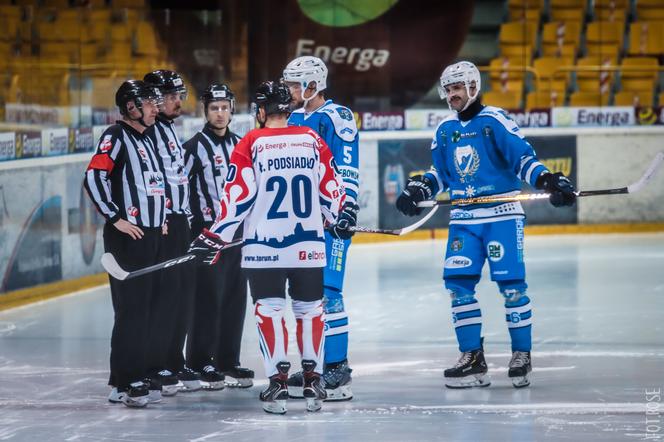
536 172 577 207
187 228 225 265
330 202 359 240
396 175 434 216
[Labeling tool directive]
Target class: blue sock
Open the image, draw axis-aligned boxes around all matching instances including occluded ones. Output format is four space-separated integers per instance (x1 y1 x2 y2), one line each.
505 295 532 351
452 297 482 352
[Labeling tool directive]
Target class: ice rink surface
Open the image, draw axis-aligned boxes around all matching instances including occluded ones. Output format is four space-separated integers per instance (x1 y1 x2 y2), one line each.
1 233 663 441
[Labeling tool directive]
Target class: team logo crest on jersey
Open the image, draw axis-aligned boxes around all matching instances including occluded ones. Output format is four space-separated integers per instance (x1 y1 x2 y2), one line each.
454 145 480 183
450 237 464 252
336 107 353 121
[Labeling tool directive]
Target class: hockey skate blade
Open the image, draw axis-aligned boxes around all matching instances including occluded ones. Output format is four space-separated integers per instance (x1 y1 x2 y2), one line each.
122 395 149 408
306 397 323 412
324 384 353 401
101 253 129 280
511 375 530 388
263 399 287 414
201 380 225 391
444 374 491 389
147 390 162 403
224 377 253 388
178 380 202 392
161 384 179 396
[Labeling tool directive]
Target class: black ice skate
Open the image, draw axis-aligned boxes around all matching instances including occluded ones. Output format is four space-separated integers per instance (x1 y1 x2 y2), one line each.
200 365 225 391
177 366 202 392
119 381 150 408
260 361 290 414
222 366 254 388
286 371 305 399
322 359 353 401
444 348 491 389
154 369 179 396
508 351 532 388
302 360 327 412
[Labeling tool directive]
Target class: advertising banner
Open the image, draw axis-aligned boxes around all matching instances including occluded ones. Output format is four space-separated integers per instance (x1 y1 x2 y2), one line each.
357 111 405 131
552 106 635 127
0 132 16 161
15 130 42 158
405 109 454 130
69 127 95 153
41 127 69 156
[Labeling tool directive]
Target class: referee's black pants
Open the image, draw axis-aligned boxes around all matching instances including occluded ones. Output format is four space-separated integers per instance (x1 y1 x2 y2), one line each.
186 222 247 371
147 213 193 376
104 222 162 391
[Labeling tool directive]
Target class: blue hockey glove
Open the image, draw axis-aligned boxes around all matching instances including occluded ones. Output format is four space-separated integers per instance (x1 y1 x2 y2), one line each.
536 172 577 207
330 202 359 240
187 228 225 265
396 175 434 216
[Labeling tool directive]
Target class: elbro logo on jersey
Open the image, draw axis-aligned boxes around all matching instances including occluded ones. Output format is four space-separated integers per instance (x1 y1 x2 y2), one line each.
454 145 480 183
299 250 326 261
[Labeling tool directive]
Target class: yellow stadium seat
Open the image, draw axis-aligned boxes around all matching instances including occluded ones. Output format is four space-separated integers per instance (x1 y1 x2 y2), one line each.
41 0 70 7
541 21 581 57
659 92 664 106
499 44 533 65
508 7 540 23
499 21 538 48
569 91 610 106
575 55 616 93
594 7 626 23
526 91 565 110
614 90 654 107
629 22 664 56
112 0 146 8
550 7 584 23
620 57 659 90
533 56 574 93
134 21 161 56
637 0 664 21
0 5 22 21
586 21 624 56
488 57 527 94
483 90 523 110
594 0 628 7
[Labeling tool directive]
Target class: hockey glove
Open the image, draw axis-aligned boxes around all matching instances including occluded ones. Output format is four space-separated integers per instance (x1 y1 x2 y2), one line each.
329 202 359 240
187 228 225 265
536 172 577 207
396 175 434 216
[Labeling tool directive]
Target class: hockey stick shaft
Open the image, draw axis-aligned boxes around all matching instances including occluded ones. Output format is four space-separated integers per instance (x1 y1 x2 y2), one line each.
349 205 439 236
418 151 664 208
101 239 243 281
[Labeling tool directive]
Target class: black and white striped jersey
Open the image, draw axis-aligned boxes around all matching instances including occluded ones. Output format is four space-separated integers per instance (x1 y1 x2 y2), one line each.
183 124 241 223
84 121 166 227
148 115 192 216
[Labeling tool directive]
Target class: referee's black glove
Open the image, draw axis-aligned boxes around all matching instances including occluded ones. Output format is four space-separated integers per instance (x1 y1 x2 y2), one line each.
188 229 225 265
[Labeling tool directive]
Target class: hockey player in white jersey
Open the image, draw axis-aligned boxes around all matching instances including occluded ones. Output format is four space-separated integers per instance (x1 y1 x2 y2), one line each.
187 81 353 414
396 61 576 388
282 56 359 401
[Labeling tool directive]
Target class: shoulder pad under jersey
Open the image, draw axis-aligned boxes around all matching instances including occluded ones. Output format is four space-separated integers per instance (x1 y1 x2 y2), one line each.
478 106 524 138
318 101 358 143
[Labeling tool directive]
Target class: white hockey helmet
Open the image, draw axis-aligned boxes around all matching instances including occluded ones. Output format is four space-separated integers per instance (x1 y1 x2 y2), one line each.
438 61 481 112
282 56 328 105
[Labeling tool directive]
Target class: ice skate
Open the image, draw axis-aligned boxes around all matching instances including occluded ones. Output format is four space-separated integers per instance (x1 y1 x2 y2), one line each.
302 360 326 412
444 348 491 389
143 377 162 403
322 359 353 401
201 365 226 391
177 366 202 392
508 351 532 388
222 366 254 388
286 371 304 399
120 381 150 408
154 369 179 396
260 361 290 414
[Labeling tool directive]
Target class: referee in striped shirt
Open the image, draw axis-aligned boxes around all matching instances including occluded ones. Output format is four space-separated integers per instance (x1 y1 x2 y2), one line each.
83 80 164 408
183 83 254 388
143 70 195 394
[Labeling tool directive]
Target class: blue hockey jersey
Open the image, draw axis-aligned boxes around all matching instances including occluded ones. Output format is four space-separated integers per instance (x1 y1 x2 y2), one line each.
424 106 549 224
288 100 359 205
